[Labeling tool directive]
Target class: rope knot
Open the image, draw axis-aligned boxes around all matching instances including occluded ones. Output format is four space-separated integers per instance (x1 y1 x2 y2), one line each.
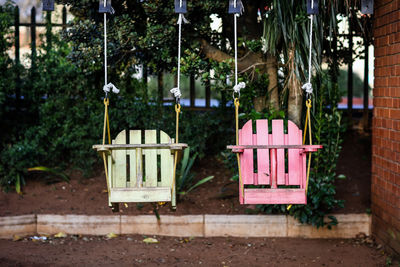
103 83 120 94
170 87 182 99
233 82 246 97
302 82 313 96
177 13 190 25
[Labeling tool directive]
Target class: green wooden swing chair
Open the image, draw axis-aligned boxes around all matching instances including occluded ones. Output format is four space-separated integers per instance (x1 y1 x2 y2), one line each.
93 0 187 211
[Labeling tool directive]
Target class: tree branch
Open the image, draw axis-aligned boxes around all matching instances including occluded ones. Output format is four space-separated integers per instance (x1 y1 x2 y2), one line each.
200 39 265 73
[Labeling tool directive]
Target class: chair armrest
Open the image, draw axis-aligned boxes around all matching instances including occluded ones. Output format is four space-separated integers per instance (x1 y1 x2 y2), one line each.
227 145 322 153
93 143 188 152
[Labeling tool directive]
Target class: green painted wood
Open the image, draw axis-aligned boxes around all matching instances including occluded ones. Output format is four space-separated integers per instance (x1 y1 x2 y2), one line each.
111 139 116 188
136 148 143 188
114 130 127 188
160 131 175 206
107 146 113 207
109 187 171 203
128 130 141 187
144 130 157 187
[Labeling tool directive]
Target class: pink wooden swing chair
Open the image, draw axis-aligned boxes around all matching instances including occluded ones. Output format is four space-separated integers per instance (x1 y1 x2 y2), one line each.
227 0 322 205
227 112 322 205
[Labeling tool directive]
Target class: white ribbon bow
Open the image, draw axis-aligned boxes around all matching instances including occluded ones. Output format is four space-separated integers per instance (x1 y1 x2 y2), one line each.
170 87 182 99
302 82 313 95
103 83 120 94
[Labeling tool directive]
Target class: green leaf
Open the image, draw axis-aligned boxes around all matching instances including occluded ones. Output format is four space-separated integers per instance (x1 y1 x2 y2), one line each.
181 176 214 195
28 166 70 182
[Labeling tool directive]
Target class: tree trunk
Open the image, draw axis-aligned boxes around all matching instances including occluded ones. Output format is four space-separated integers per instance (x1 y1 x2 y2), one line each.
266 54 279 111
288 80 303 127
253 96 267 112
200 39 278 112
287 48 302 126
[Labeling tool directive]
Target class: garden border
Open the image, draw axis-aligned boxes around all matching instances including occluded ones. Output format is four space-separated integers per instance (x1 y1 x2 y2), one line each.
0 214 371 239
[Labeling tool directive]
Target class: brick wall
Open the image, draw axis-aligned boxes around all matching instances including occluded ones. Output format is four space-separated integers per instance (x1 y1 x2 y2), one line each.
372 0 400 256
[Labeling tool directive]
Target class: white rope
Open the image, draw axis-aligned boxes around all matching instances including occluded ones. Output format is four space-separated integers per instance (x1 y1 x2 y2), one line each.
103 83 120 94
171 10 189 102
303 0 315 98
233 0 245 98
170 87 182 99
104 12 107 90
234 13 238 87
233 82 246 97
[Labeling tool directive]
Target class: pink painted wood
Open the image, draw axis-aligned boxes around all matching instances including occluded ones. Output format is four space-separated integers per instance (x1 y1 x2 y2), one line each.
256 120 269 185
244 188 307 204
272 120 285 185
239 121 253 185
288 121 301 185
234 119 322 205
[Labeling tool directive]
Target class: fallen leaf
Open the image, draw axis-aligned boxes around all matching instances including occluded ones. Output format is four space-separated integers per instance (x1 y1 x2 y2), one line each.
124 203 129 208
54 232 67 238
143 237 159 244
106 233 118 239
13 235 23 241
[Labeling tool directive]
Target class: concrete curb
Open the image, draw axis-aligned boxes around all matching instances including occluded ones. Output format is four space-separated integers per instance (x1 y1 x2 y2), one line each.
0 214 371 239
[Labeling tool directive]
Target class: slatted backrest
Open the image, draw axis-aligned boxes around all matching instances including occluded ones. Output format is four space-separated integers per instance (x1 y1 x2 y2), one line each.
239 120 305 188
110 130 174 188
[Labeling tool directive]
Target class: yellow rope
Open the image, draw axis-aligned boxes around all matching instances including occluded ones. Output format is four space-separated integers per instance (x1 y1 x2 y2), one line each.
171 104 181 208
234 98 244 203
288 99 312 211
304 99 312 194
102 98 111 199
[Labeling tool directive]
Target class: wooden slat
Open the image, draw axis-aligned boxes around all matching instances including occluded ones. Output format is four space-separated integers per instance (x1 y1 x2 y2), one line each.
93 143 188 150
128 130 141 188
227 145 322 150
244 188 307 204
144 130 158 187
239 120 254 185
136 148 143 188
114 130 127 188
110 187 172 203
272 120 285 185
160 131 175 207
256 120 269 185
160 131 174 187
302 144 307 190
288 121 301 185
109 141 114 189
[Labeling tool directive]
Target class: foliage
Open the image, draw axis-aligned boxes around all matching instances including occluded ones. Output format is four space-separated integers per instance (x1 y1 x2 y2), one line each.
0 0 349 229
176 148 214 197
0 1 14 118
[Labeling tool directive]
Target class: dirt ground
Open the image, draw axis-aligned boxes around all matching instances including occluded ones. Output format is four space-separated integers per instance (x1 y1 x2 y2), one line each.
0 130 392 266
0 235 389 266
0 130 371 216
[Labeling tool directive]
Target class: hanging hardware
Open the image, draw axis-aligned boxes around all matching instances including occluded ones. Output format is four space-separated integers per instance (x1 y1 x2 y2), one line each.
228 0 243 14
174 0 187 14
43 0 55 11
361 0 374 14
99 0 114 14
307 0 318 15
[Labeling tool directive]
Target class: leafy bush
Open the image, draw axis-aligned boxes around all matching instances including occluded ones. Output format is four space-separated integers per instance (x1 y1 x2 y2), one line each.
0 1 14 118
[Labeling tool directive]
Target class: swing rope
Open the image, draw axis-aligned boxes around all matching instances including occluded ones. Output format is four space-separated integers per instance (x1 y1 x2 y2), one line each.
170 1 187 208
232 0 245 203
100 4 118 200
303 0 315 196
102 98 111 198
288 1 315 210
